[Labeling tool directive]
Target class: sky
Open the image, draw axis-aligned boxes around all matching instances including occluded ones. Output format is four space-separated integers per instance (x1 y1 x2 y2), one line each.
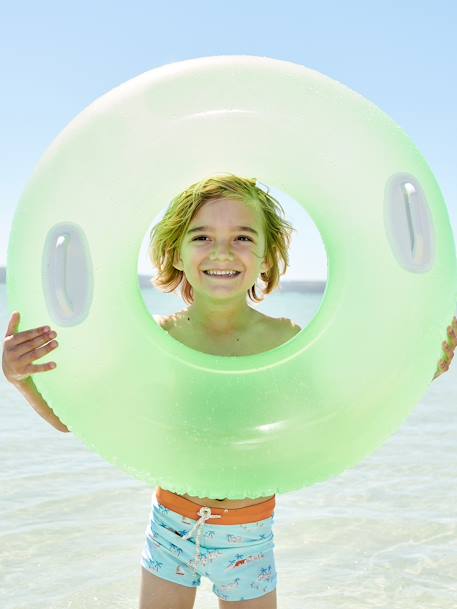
1 1 456 281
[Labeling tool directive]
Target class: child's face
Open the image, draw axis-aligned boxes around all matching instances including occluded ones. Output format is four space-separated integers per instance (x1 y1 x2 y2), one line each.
174 197 270 300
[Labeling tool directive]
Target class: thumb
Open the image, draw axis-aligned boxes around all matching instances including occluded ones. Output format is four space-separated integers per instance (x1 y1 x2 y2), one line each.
5 311 20 336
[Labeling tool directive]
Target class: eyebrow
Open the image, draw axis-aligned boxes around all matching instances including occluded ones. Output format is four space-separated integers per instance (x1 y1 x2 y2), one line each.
187 225 259 236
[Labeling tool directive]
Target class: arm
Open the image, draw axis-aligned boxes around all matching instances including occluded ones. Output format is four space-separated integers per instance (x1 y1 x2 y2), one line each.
12 377 70 433
431 316 456 382
3 311 68 433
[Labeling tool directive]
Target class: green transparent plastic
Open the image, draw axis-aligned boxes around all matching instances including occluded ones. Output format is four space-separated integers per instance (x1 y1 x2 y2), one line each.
6 56 457 498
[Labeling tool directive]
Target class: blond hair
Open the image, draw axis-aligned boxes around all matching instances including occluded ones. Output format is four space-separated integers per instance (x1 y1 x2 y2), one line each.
148 173 295 304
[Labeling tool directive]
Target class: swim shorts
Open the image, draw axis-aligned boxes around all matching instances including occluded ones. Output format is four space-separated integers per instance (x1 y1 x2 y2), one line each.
141 487 277 602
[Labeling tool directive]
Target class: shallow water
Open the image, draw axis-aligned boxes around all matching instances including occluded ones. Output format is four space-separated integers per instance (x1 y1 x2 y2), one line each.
1 284 456 608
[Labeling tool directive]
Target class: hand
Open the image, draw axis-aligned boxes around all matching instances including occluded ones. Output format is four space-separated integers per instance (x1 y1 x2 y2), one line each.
2 311 58 385
433 315 457 380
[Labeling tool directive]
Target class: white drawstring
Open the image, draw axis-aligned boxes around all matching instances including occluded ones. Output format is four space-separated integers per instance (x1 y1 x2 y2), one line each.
182 506 221 572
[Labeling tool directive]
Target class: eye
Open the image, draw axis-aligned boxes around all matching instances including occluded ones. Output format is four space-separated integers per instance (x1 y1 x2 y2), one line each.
192 235 253 242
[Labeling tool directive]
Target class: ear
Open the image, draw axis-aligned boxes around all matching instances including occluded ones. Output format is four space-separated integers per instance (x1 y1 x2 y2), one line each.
260 241 276 274
173 252 183 272
260 258 272 274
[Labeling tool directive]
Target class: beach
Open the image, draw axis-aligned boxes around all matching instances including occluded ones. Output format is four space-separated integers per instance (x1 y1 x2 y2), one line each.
1 282 456 609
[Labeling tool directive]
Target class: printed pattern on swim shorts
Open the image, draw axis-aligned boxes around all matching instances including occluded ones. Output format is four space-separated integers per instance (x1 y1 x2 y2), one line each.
141 497 277 602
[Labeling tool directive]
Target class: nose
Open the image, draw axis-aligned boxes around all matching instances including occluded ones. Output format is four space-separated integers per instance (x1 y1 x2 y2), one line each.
209 241 236 260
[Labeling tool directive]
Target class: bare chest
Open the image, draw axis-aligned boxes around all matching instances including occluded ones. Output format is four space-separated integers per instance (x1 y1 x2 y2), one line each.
155 312 285 505
163 315 283 356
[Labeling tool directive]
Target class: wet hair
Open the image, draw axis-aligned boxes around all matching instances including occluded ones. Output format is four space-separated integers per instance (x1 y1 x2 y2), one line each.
147 172 296 304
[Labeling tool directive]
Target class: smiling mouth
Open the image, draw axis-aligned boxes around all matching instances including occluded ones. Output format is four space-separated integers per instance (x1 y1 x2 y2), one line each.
202 271 242 279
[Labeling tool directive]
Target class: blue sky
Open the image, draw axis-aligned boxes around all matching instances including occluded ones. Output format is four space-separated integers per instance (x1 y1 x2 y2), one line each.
1 1 456 280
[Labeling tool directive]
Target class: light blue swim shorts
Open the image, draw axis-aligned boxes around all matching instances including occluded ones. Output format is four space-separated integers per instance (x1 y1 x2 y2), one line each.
141 488 277 602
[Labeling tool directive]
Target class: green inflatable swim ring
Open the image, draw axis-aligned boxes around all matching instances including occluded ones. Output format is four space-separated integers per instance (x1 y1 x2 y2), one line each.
7 55 457 499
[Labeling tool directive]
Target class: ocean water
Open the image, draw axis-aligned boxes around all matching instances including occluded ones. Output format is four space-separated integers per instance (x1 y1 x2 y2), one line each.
1 282 456 609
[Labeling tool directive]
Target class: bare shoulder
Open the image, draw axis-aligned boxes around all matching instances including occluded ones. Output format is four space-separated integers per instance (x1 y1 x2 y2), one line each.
275 316 302 339
257 313 302 340
153 313 174 331
153 313 164 327
153 311 187 333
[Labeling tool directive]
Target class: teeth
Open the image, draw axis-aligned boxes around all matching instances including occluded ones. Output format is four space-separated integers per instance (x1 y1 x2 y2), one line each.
205 270 239 276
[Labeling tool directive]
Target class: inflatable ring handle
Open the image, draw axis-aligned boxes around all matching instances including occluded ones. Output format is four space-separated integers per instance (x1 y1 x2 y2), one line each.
42 222 93 327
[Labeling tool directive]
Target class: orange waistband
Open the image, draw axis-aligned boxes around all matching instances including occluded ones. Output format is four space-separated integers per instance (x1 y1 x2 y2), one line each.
156 487 275 525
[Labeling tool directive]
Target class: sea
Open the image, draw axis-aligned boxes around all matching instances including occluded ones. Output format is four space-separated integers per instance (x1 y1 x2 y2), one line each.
1 281 456 609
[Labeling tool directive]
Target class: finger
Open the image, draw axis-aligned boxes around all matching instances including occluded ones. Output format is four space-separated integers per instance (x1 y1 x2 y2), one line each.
18 338 58 364
7 323 51 347
14 331 56 355
5 311 20 337
26 361 57 374
30 340 58 366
